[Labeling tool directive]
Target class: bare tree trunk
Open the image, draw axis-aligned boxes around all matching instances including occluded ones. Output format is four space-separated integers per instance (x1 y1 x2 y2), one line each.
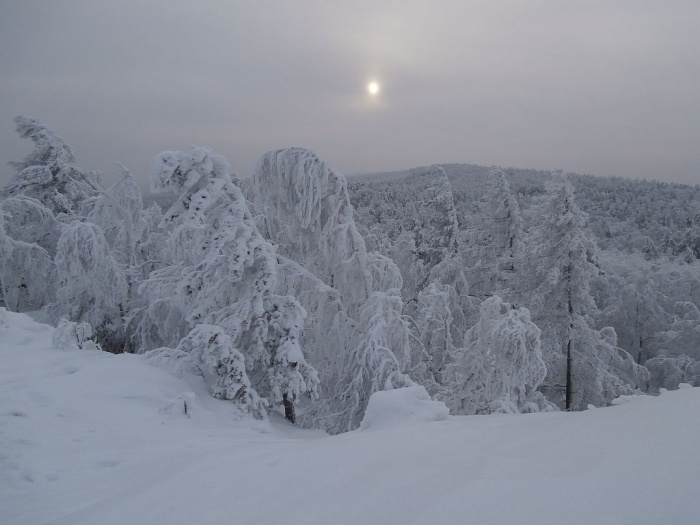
565 339 572 411
565 260 573 411
283 393 295 424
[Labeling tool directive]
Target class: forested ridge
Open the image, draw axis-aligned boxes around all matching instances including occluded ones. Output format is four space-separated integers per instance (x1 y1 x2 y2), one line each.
2 116 698 433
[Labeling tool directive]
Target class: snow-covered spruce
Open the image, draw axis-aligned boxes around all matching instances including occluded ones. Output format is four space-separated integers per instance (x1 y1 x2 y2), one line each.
135 146 319 418
522 172 645 409
2 115 101 218
144 324 264 416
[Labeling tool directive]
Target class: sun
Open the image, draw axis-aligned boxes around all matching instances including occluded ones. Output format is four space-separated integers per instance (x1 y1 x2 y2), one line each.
368 81 380 95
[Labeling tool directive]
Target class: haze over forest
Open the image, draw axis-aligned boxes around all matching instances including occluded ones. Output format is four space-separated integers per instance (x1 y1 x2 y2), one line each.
2 1 699 186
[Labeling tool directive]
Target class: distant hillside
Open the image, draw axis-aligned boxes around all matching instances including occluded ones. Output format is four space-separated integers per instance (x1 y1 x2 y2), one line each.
349 163 700 260
348 163 700 391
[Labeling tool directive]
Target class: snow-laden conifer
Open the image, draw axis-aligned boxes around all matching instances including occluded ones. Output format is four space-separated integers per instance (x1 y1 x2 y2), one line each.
136 147 319 417
144 324 264 416
529 173 640 409
2 116 100 217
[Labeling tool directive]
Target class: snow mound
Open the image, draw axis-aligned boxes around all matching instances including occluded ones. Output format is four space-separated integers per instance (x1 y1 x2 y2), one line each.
610 393 650 405
0 308 53 348
360 386 449 431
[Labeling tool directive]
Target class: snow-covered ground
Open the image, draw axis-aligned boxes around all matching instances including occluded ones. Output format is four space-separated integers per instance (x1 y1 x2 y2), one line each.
2 309 698 525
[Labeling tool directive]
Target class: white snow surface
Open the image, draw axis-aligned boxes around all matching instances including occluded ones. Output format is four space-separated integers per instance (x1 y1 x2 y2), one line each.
2 310 699 525
360 386 449 431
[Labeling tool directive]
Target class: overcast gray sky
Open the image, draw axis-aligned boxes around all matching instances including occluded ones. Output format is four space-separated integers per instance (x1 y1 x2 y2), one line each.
1 1 699 187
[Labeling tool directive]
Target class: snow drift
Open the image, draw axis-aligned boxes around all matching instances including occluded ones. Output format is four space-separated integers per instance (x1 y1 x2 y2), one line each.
2 310 699 525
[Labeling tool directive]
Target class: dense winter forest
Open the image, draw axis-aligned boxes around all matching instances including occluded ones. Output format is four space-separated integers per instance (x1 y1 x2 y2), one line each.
2 116 699 433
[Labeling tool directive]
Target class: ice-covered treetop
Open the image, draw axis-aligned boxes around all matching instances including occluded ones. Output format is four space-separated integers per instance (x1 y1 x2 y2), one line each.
149 146 241 229
544 170 591 231
253 147 354 231
150 147 231 194
11 115 75 171
252 147 374 310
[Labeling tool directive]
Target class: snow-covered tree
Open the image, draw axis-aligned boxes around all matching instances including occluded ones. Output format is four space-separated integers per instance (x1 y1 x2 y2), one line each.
676 222 700 261
135 202 167 280
87 165 150 306
52 318 101 351
441 296 551 414
144 324 264 416
388 231 423 304
595 259 668 364
253 147 375 312
329 290 413 433
466 169 525 300
597 326 650 392
656 301 700 362
274 256 354 389
645 354 700 392
417 281 456 384
245 294 320 420
2 116 100 218
252 148 412 432
136 147 319 418
529 173 635 410
46 221 127 350
0 208 56 312
414 167 460 272
88 166 147 266
0 195 60 255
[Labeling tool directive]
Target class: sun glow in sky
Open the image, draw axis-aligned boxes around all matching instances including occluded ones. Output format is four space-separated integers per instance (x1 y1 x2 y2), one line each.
1 3 699 184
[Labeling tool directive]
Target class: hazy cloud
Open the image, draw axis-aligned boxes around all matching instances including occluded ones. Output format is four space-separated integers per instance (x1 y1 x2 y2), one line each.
1 1 698 185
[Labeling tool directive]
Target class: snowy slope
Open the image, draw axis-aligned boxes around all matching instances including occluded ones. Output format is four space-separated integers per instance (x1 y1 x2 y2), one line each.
1 310 699 525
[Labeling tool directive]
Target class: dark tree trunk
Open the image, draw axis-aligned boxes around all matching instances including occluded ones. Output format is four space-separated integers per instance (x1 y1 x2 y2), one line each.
565 260 573 411
283 394 295 424
565 339 572 411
